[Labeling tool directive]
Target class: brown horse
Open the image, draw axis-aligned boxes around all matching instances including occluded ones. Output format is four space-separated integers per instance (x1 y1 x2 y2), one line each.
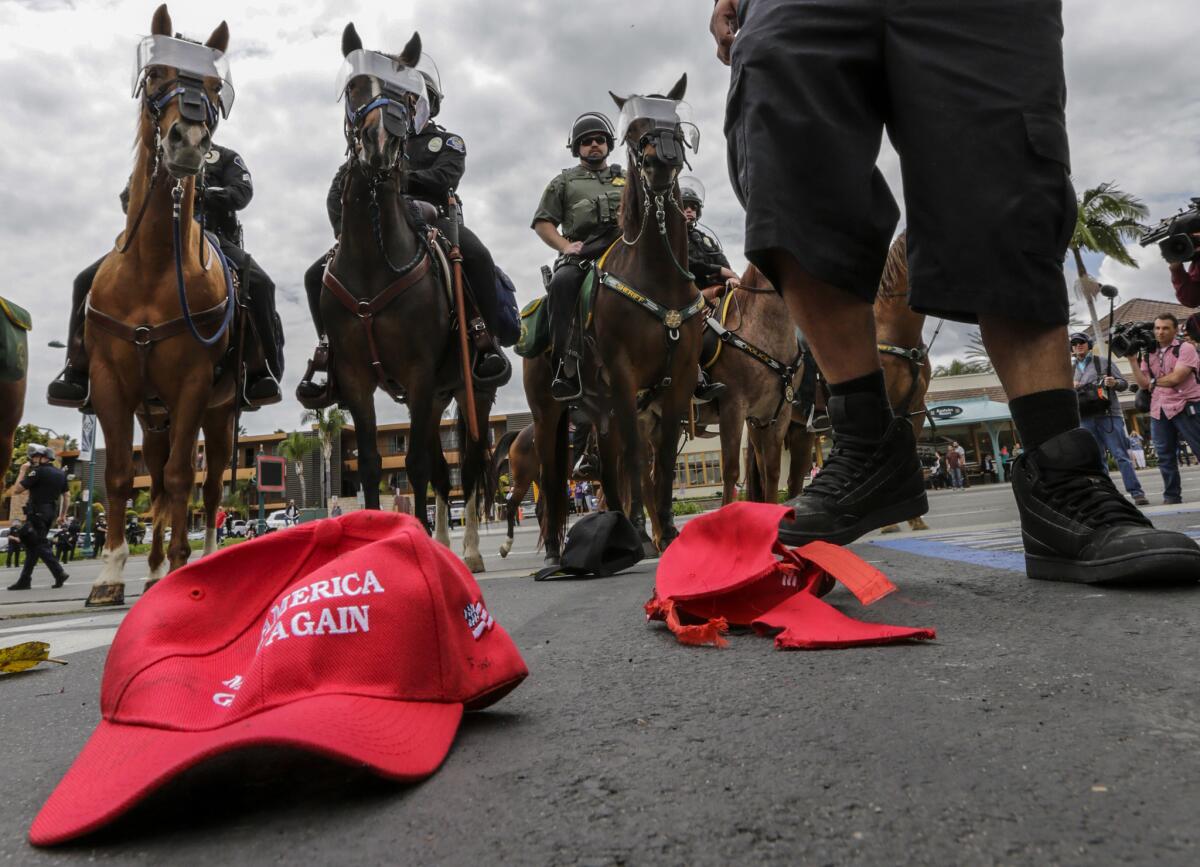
772 232 933 532
323 25 493 571
87 6 239 606
525 76 701 563
490 423 605 559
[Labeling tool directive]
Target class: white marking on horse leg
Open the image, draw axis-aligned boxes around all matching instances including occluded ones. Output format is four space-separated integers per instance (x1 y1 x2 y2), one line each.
435 495 451 547
463 491 484 573
96 540 129 588
203 528 218 556
145 558 169 585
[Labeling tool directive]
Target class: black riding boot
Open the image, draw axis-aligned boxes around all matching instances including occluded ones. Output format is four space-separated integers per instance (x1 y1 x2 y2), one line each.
549 262 585 401
232 249 283 406
778 390 928 546
47 258 103 408
297 253 337 407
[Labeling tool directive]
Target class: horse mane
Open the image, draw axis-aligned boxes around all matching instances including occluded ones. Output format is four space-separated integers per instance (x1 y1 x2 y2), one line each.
618 151 645 240
878 230 909 299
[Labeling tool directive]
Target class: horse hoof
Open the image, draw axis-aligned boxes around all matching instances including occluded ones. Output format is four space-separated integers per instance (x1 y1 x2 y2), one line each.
880 524 901 535
543 553 560 568
909 517 930 531
642 539 659 559
85 583 125 607
498 540 511 558
464 554 486 574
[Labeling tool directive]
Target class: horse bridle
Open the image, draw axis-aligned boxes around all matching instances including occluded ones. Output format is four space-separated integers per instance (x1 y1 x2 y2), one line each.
342 80 429 275
620 127 695 283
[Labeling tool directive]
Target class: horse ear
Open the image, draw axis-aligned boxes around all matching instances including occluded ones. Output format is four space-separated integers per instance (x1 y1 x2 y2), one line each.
151 4 172 37
342 22 362 57
609 91 626 111
399 31 422 67
666 73 687 101
206 21 229 53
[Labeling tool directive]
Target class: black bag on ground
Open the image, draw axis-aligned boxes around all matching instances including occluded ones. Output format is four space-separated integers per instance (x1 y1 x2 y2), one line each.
533 511 644 581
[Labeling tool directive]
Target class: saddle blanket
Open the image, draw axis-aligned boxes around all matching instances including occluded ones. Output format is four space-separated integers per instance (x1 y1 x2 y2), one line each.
0 295 31 382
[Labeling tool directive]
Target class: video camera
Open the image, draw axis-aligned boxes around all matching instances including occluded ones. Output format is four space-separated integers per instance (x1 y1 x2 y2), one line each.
1109 320 1157 357
1139 198 1200 264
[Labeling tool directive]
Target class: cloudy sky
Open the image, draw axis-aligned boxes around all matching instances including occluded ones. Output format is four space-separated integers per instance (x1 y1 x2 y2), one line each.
3 0 1199 449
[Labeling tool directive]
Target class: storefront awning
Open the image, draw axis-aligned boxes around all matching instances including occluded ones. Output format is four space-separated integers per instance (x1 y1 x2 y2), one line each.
925 396 1011 426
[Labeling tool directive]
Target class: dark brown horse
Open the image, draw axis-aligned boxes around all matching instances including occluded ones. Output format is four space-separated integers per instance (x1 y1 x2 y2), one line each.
87 5 238 606
525 76 701 564
323 25 492 570
766 232 932 533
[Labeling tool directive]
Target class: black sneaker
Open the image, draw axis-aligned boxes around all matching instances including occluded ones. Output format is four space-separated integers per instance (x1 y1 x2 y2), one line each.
1014 428 1200 584
778 397 928 547
6 581 31 591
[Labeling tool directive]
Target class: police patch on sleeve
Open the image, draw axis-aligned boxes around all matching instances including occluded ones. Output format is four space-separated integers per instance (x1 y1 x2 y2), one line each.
445 135 465 154
427 137 443 153
233 155 248 170
204 150 220 165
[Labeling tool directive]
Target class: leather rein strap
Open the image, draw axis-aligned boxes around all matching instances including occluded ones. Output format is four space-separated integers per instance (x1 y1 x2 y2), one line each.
322 249 432 402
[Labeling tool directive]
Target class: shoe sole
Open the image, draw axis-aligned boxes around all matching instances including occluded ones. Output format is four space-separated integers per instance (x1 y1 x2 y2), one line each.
778 492 929 548
1026 548 1200 585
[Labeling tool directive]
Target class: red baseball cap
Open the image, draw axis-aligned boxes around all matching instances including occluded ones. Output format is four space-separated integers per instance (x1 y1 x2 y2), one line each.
646 502 935 649
30 511 527 847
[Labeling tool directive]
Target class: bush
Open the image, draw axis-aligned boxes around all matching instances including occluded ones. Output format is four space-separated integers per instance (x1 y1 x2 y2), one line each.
672 500 703 516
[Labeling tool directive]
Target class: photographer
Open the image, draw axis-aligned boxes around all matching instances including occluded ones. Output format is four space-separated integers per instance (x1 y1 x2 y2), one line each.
1127 314 1200 504
1168 233 1200 307
1071 333 1147 505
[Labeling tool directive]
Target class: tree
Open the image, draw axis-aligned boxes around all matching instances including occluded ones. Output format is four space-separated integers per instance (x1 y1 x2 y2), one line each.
301 407 348 508
7 423 51 485
1068 182 1148 357
933 358 991 378
963 330 994 373
278 431 318 508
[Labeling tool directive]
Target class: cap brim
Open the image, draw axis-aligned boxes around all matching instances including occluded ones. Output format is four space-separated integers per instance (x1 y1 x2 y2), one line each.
30 695 463 847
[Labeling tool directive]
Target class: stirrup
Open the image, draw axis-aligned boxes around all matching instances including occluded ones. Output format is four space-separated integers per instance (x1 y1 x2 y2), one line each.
806 403 832 433
46 368 92 410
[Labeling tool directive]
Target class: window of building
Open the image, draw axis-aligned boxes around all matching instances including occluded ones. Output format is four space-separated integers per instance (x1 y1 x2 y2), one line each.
674 451 723 488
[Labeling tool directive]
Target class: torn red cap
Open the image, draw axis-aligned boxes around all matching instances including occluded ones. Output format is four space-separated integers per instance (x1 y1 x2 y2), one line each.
30 511 527 847
646 502 934 650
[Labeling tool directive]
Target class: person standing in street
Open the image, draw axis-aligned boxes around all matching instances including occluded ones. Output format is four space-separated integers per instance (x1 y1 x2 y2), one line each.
1070 332 1147 505
945 444 965 491
4 444 69 590
215 507 227 545
1127 431 1147 469
711 0 1200 583
284 499 300 527
1128 314 1200 505
5 522 23 569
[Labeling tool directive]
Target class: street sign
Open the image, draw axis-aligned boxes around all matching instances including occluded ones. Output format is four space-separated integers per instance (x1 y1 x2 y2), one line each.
928 405 963 421
80 415 96 462
255 455 287 493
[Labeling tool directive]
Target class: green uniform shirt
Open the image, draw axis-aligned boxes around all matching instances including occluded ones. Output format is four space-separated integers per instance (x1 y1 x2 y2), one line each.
531 164 626 242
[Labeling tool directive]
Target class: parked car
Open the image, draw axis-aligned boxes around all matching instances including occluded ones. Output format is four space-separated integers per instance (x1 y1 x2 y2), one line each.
228 519 248 538
449 501 465 528
264 510 292 532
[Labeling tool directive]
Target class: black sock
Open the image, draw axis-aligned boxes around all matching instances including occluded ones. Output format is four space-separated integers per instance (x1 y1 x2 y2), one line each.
1008 389 1079 452
828 370 893 439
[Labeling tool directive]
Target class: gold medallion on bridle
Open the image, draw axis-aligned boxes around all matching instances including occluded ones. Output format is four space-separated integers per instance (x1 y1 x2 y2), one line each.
664 310 683 329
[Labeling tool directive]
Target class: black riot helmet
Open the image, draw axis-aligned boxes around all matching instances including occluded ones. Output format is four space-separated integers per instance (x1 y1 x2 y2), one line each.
568 112 615 157
420 70 442 118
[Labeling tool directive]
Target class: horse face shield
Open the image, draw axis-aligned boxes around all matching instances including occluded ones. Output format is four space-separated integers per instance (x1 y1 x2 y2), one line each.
617 97 700 173
336 50 431 170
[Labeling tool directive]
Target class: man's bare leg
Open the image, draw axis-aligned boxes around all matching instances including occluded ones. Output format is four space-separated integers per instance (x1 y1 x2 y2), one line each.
768 249 926 546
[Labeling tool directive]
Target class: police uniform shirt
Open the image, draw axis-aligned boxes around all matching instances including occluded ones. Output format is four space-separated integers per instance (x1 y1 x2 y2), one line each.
325 123 467 237
687 225 732 287
531 164 626 243
20 465 68 516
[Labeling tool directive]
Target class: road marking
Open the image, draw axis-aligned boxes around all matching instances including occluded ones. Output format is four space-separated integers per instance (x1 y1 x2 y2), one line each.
0 613 125 636
0 612 127 659
873 528 1200 572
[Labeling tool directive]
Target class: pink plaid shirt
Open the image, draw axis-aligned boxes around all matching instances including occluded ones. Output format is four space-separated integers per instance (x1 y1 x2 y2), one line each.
1141 340 1200 420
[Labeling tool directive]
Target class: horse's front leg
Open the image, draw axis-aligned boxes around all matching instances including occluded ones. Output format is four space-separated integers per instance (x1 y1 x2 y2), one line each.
610 365 654 557
654 392 688 551
87 385 134 607
200 406 235 557
163 385 210 571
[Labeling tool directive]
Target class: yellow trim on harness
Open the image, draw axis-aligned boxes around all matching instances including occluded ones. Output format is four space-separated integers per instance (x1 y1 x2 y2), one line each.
703 290 737 370
0 298 32 331
595 238 620 271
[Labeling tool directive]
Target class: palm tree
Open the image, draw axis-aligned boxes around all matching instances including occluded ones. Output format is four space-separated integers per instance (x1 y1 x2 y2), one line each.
1068 182 1149 357
278 431 318 508
963 330 994 373
933 358 990 378
301 407 348 509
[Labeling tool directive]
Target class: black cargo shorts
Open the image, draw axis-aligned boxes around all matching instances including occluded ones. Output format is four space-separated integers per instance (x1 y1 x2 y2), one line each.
725 0 1076 326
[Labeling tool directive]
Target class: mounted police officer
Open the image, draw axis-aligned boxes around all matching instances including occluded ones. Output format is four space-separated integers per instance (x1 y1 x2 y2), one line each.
532 112 625 400
47 141 284 407
297 69 505 405
4 444 69 591
680 179 737 294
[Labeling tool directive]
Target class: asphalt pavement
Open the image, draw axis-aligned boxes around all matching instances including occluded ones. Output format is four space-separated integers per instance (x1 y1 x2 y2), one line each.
2 467 1199 865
